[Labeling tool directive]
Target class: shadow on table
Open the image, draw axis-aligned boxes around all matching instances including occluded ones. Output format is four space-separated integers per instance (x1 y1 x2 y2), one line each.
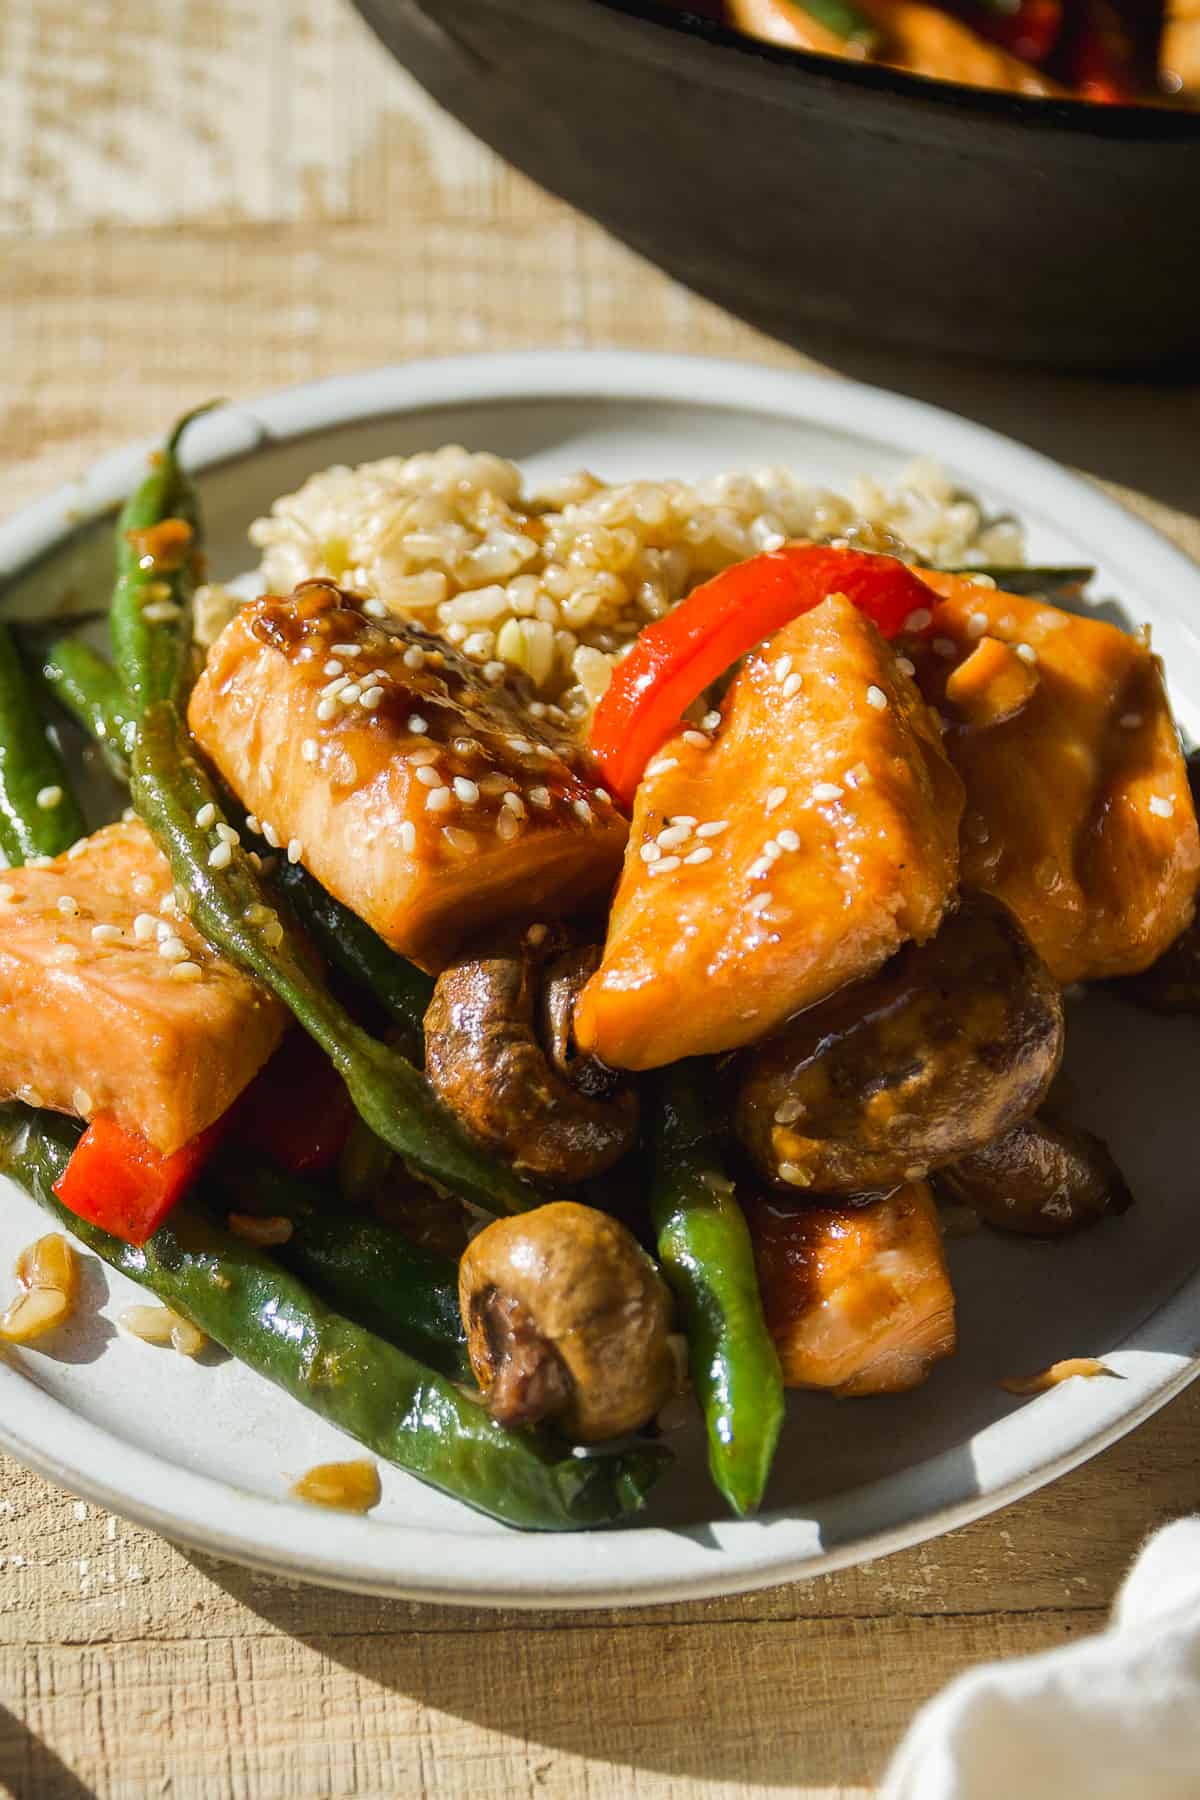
0 1703 97 1800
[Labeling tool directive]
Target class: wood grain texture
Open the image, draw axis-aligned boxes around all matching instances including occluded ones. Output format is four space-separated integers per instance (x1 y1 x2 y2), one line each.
1 1 1199 1796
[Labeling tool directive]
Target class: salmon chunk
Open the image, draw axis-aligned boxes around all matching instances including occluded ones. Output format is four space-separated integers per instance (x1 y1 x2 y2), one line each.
743 1182 957 1395
188 581 628 973
575 594 964 1069
908 573 1200 984
0 822 285 1153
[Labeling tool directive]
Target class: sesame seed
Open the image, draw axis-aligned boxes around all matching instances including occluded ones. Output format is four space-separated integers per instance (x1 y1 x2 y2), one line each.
1120 712 1143 730
702 711 722 731
195 803 216 829
91 923 122 945
747 857 774 880
773 655 792 682
442 827 477 856
402 645 426 670
408 714 429 736
399 821 416 854
360 687 384 711
35 785 62 811
454 777 481 806
866 685 888 711
684 846 713 865
121 806 137 824
415 765 441 787
503 792 527 817
363 598 388 619
483 661 507 684
594 788 612 806
67 839 88 859
761 840 782 861
509 738 534 755
331 644 362 658
1015 642 1038 665
682 730 709 748
647 855 680 875
774 1098 804 1125
696 820 729 839
896 655 916 677
316 698 337 722
640 842 662 864
322 675 350 698
142 601 182 623
425 786 452 812
338 683 362 706
528 787 552 809
323 660 344 678
300 738 318 764
365 670 390 686
657 823 691 849
50 944 79 964
287 838 303 864
247 851 263 872
776 828 801 852
56 895 79 917
261 820 280 849
245 815 261 836
671 815 698 827
573 798 594 824
207 841 233 870
812 782 843 803
645 757 678 778
169 960 203 983
1149 795 1174 818
933 638 957 659
27 855 53 869
778 1162 810 1187
966 611 989 638
157 936 189 962
495 810 519 841
215 822 239 846
747 892 771 914
781 673 803 700
764 785 788 814
72 1088 93 1116
904 608 932 632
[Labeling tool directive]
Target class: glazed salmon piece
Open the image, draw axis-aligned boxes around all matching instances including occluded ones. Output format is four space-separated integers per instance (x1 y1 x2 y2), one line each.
743 1182 957 1395
907 572 1200 985
0 821 285 1153
575 594 964 1070
188 581 628 974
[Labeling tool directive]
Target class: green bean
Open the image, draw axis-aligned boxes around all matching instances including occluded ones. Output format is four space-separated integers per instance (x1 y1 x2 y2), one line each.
41 637 133 780
0 623 87 866
943 565 1095 600
110 402 216 719
131 701 546 1217
0 1105 669 1530
792 0 879 47
274 858 433 1056
213 1151 468 1377
112 417 546 1217
651 1064 783 1518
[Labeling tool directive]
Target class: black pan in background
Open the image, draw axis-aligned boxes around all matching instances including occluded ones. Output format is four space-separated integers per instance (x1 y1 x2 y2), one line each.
351 0 1200 374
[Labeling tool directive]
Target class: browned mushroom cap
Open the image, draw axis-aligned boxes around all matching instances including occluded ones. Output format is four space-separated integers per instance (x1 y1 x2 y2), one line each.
934 1115 1133 1237
459 1202 678 1441
424 940 639 1183
735 892 1064 1196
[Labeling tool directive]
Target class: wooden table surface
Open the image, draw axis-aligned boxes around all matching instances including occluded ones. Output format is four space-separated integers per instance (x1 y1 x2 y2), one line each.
2 4 1199 1795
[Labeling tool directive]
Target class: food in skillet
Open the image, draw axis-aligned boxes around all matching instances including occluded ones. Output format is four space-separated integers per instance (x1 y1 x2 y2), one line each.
0 420 1196 1528
675 0 1200 102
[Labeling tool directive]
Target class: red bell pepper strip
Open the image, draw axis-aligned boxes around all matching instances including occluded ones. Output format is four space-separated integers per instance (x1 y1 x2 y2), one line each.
589 544 939 809
232 1030 356 1176
53 1115 225 1247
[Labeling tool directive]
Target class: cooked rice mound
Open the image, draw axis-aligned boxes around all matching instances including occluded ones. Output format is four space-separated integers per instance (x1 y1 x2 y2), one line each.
239 446 1023 721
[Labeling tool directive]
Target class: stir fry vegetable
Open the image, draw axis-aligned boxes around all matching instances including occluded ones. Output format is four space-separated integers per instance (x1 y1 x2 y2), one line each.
0 624 86 867
651 1065 784 1517
1 1105 668 1529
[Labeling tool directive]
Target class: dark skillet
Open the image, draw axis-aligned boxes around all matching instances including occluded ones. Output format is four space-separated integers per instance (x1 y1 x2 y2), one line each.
350 0 1200 373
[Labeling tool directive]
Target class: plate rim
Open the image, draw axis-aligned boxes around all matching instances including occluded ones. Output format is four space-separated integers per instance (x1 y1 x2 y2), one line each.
1 347 1198 1607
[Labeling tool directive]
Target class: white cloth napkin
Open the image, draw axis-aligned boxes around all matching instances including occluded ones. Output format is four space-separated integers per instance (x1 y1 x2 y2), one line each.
882 1519 1200 1800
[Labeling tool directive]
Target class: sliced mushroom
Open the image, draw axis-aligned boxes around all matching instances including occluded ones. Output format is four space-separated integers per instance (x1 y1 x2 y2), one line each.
459 1202 678 1441
424 938 639 1183
934 1116 1133 1237
735 892 1064 1196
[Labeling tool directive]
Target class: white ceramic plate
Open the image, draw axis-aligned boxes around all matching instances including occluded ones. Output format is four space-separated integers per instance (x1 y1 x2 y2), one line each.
2 352 1199 1608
